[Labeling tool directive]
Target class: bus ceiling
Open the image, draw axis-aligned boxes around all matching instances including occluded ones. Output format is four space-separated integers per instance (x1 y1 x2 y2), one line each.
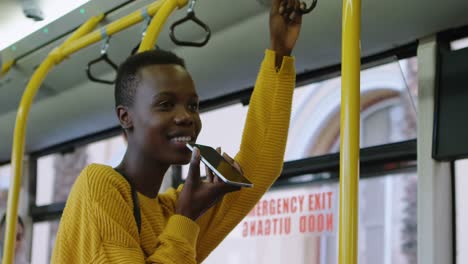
0 0 468 162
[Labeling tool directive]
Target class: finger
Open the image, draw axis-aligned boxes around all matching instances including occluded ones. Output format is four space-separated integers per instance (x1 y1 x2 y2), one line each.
222 153 244 175
278 0 286 15
186 147 201 185
293 1 304 24
287 0 295 11
213 181 241 194
205 164 214 183
222 152 234 163
289 0 300 21
214 147 222 183
214 173 221 183
300 1 307 12
282 0 295 21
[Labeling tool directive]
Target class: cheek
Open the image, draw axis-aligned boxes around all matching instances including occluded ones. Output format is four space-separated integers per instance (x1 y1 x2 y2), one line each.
195 116 202 135
135 111 168 132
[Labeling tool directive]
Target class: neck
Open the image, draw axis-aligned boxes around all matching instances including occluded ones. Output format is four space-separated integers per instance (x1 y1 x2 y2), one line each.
116 146 169 198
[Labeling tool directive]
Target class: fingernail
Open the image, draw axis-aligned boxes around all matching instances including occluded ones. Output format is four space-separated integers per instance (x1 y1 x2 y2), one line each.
192 147 198 159
300 2 306 10
289 12 296 20
279 6 284 14
223 153 233 162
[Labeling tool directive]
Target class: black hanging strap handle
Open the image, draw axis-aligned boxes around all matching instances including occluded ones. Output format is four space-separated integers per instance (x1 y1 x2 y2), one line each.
298 0 318 14
169 0 211 47
86 29 119 85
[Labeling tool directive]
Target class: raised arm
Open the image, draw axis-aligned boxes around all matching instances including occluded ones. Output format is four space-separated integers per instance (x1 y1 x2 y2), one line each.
193 0 304 261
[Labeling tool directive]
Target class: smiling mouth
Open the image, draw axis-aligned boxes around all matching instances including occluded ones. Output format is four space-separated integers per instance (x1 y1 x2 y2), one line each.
169 136 194 144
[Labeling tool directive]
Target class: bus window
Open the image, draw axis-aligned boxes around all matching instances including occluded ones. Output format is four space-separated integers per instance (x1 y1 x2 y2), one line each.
31 219 59 264
36 135 126 206
204 170 417 264
181 57 417 179
285 57 418 160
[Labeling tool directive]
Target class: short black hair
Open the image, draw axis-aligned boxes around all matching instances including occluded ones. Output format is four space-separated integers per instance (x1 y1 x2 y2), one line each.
0 214 24 228
115 49 186 108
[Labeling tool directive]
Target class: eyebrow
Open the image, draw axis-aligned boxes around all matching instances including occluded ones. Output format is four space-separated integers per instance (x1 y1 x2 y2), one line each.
152 92 199 100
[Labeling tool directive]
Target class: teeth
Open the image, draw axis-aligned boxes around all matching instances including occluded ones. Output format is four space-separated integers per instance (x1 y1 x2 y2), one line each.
172 136 191 142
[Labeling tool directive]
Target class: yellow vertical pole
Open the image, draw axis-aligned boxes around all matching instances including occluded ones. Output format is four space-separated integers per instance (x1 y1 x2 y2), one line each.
1 14 104 264
2 57 55 264
338 0 361 263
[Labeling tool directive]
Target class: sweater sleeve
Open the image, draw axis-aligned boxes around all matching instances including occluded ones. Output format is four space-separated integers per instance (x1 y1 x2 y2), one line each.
193 49 296 262
52 166 200 264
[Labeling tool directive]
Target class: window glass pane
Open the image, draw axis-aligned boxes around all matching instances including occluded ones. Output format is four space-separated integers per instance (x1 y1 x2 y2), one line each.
31 219 60 264
285 57 417 160
36 135 127 205
204 169 417 264
455 159 468 263
451 37 468 51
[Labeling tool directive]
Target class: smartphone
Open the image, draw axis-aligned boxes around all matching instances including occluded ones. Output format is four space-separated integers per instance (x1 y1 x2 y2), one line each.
186 143 253 188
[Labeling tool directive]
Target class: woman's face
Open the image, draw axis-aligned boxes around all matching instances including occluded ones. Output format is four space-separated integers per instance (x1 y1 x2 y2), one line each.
0 219 25 255
14 221 24 255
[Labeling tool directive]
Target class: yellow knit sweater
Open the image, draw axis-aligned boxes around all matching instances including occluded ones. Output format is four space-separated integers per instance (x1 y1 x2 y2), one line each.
51 49 296 264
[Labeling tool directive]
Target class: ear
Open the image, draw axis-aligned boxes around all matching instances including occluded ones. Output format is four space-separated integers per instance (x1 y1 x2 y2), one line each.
116 105 133 129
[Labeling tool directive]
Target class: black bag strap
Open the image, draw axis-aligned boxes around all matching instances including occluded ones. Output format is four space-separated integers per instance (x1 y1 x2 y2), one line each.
114 168 141 234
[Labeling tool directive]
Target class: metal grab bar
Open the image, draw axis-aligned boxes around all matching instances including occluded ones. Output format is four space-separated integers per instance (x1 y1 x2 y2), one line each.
169 0 211 47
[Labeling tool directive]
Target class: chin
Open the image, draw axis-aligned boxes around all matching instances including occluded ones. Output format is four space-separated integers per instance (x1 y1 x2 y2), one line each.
171 154 192 165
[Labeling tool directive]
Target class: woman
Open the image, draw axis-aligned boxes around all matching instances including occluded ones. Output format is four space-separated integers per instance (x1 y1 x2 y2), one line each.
52 0 305 263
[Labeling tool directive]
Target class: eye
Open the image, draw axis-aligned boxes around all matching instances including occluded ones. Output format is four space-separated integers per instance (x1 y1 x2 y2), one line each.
157 100 174 110
188 101 199 112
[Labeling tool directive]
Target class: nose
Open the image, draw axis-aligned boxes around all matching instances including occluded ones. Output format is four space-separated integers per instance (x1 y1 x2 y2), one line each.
174 107 193 126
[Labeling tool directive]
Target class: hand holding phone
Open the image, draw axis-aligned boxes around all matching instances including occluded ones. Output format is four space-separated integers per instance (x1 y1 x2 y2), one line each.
176 146 242 221
186 143 253 188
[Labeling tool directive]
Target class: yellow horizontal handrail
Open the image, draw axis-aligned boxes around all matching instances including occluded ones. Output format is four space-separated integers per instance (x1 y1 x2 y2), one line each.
1 59 14 77
63 14 106 46
139 0 188 52
61 0 165 58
